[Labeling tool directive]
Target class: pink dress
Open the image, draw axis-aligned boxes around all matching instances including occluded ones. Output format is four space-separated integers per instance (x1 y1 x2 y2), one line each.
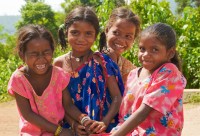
8 66 70 136
118 63 186 136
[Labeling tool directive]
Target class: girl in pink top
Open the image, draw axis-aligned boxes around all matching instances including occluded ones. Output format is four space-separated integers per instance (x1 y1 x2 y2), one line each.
8 24 95 136
111 23 187 136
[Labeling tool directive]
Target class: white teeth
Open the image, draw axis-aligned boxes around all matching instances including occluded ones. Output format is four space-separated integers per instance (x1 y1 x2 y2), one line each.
115 43 124 48
36 64 45 69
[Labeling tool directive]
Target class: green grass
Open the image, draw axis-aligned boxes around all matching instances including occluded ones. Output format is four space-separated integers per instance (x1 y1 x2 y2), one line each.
184 92 200 103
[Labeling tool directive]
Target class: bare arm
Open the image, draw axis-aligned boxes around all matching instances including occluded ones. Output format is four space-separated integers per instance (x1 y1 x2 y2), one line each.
62 89 92 135
102 76 122 126
62 89 84 123
14 92 57 133
111 103 153 136
89 54 122 133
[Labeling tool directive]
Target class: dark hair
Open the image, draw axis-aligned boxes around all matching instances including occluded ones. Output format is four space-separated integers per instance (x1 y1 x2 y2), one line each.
99 7 141 52
16 24 55 55
141 22 181 70
58 6 99 50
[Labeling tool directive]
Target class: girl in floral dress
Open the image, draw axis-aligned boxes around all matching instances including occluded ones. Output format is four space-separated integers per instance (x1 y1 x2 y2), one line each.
111 23 187 136
54 6 124 135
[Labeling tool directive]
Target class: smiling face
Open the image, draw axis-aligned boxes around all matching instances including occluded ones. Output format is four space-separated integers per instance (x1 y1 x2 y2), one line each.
67 21 96 55
138 34 173 74
106 19 136 56
21 38 53 76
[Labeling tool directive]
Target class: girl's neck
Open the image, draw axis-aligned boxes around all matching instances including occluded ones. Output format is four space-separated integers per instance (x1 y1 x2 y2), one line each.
69 50 93 72
107 48 121 63
71 50 92 58
70 50 92 62
23 66 52 96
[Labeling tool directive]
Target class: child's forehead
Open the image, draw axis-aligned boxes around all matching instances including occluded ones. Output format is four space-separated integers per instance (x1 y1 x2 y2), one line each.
112 18 134 26
69 20 94 28
139 34 163 45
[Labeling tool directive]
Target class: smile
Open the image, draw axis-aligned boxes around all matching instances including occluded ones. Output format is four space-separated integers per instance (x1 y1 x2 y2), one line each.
36 64 46 70
115 43 125 48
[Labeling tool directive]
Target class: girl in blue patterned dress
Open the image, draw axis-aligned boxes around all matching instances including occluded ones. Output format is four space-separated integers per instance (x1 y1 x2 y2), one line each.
54 6 124 135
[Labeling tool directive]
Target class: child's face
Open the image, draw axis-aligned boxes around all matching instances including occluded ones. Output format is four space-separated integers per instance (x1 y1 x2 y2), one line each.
106 19 136 55
21 38 53 76
67 21 96 54
138 34 172 73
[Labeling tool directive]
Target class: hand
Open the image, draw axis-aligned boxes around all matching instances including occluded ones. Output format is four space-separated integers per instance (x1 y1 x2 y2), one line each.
74 122 89 136
86 121 107 134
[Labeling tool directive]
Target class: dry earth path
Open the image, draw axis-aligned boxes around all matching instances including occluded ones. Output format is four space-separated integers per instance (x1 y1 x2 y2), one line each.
0 100 199 136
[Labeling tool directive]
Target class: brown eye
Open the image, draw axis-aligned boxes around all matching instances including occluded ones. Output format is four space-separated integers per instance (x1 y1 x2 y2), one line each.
152 48 158 52
86 31 94 37
126 34 134 40
70 30 79 36
113 31 119 36
139 47 145 52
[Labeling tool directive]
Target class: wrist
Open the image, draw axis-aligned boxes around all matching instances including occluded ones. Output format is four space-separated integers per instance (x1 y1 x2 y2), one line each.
102 118 109 127
54 125 63 136
79 113 91 126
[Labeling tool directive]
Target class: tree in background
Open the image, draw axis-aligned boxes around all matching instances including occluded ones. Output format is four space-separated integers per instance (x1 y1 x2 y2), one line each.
24 0 44 2
0 25 20 102
61 0 125 19
16 1 58 38
175 6 200 88
175 0 200 14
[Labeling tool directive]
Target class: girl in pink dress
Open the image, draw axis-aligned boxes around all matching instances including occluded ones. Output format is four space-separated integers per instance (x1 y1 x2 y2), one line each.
111 23 187 136
8 24 95 136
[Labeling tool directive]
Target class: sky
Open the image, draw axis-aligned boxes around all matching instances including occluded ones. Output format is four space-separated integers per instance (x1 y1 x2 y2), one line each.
0 0 65 16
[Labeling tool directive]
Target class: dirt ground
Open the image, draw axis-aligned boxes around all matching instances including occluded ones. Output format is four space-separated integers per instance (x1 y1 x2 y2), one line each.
0 100 200 136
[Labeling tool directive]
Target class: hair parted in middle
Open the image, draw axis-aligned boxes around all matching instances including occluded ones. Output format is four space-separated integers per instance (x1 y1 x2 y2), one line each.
99 7 141 52
58 6 99 50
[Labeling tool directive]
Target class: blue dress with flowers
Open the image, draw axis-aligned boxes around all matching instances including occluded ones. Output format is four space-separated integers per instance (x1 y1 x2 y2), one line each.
67 52 124 132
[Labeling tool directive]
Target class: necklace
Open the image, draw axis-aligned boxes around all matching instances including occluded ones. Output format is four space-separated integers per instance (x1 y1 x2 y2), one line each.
69 50 92 72
70 53 85 62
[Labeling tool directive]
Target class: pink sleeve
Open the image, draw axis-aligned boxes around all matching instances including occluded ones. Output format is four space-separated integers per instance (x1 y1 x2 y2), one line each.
143 63 186 115
7 71 29 99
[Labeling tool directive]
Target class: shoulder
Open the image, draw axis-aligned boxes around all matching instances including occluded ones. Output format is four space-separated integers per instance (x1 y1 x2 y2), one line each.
93 52 112 64
120 57 137 75
9 67 25 81
53 66 70 77
8 67 27 96
153 63 186 85
52 66 71 84
53 53 69 68
156 63 180 75
121 57 136 68
128 67 140 78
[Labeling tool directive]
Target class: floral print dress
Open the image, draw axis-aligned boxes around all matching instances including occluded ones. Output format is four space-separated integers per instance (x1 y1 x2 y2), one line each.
118 63 186 136
67 52 124 132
